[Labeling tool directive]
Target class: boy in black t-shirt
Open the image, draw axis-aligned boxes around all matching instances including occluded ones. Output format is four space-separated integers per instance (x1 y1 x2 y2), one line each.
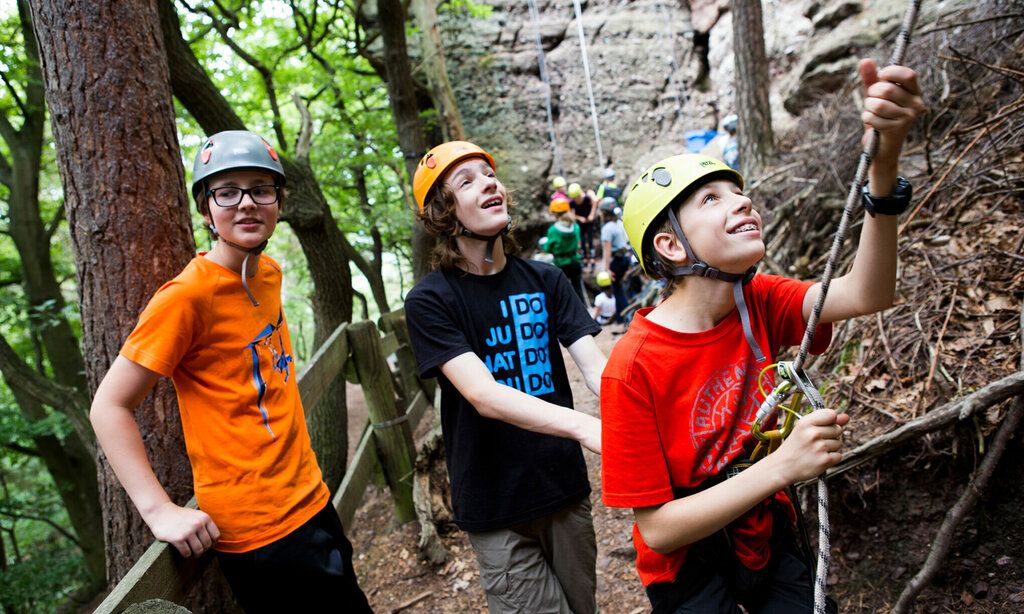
405 141 606 614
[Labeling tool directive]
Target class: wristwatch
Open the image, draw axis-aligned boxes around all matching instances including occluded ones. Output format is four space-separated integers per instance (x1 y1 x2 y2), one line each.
861 176 913 217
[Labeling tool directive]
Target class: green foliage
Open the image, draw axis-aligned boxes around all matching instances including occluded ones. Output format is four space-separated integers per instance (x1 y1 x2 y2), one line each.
444 0 493 20
0 431 87 613
3 1 427 606
0 545 87 613
176 0 417 342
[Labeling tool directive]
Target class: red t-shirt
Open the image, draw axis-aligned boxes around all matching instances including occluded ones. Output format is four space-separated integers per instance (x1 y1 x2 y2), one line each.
601 274 832 586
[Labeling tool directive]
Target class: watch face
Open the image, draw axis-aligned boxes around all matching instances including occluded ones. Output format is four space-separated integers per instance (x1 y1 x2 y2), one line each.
862 177 912 216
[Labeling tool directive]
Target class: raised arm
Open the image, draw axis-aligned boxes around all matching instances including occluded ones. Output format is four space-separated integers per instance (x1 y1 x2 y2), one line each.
805 61 923 324
440 351 601 453
91 356 220 557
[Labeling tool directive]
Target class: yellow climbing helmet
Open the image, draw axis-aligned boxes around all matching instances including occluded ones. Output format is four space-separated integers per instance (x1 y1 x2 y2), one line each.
549 196 571 214
596 271 612 287
567 183 584 198
622 154 743 274
413 141 496 212
551 176 567 190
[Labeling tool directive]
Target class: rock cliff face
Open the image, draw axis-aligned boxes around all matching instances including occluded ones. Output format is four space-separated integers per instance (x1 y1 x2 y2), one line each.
435 0 959 229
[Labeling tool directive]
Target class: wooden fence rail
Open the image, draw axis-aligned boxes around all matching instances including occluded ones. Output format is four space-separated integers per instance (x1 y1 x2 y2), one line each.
95 309 432 613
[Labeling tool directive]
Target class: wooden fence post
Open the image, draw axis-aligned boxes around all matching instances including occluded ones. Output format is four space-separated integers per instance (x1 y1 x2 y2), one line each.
346 320 416 523
380 309 435 402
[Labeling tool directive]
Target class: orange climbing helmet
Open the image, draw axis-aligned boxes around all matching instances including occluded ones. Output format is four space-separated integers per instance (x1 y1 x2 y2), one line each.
549 196 571 214
413 141 496 212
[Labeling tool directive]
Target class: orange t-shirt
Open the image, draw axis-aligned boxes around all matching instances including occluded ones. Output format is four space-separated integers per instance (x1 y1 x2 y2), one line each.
121 254 329 553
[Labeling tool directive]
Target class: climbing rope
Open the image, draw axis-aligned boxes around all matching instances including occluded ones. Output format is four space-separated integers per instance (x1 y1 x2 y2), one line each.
526 0 564 178
751 2 923 611
571 0 605 167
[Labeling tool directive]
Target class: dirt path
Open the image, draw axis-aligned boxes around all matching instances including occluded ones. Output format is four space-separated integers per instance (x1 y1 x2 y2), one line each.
345 322 1024 613
346 330 650 613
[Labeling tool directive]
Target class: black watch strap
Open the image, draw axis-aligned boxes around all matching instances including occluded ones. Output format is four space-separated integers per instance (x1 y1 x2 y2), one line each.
861 176 913 217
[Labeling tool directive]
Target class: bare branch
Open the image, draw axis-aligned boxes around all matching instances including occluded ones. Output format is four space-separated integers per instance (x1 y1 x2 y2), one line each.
3 442 39 457
45 202 65 240
0 112 19 149
292 94 313 160
0 149 12 187
827 371 1024 477
892 303 1024 613
0 71 27 118
0 332 95 456
0 507 81 548
191 4 288 150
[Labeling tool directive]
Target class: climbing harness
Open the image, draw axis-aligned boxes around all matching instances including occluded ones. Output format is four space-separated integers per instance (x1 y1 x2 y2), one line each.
571 0 605 168
526 0 564 179
744 2 923 611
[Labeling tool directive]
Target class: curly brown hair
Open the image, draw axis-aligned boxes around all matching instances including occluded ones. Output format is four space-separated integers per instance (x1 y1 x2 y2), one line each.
419 181 518 272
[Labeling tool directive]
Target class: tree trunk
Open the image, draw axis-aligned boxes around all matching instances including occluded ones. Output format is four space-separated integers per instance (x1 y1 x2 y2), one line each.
379 0 433 282
353 168 390 315
731 0 774 179
156 0 352 489
410 0 465 142
25 1 215 601
0 1 105 588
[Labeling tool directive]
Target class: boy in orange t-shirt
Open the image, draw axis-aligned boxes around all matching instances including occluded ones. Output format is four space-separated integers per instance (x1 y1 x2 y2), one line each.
90 131 371 612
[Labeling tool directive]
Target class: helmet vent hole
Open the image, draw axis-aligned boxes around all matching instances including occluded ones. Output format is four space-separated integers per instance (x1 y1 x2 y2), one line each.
652 168 672 187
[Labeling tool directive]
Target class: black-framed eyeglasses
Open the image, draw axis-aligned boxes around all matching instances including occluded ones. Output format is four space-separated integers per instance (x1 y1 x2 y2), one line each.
206 185 281 208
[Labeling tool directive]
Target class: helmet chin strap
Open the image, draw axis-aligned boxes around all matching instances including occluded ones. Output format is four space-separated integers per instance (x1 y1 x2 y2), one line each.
459 215 512 264
666 212 765 363
209 223 266 307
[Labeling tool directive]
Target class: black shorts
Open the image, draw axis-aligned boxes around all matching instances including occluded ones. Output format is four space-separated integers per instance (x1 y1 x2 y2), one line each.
216 502 373 613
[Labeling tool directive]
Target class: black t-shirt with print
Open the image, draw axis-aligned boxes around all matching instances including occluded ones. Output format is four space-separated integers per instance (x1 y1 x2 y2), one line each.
405 256 600 532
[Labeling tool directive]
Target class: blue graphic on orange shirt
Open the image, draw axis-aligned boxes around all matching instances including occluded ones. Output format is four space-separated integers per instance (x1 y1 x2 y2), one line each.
246 312 293 438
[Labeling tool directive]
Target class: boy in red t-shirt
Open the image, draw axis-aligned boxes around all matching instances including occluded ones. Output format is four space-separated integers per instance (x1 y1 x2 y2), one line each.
90 131 371 612
601 61 922 612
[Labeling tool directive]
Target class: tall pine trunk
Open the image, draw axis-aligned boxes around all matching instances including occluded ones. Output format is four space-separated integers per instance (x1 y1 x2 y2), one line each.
379 0 433 282
27 1 232 603
1 0 104 589
731 0 774 179
410 0 465 142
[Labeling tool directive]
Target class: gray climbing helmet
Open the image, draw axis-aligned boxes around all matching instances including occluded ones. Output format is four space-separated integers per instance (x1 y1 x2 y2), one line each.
190 130 286 203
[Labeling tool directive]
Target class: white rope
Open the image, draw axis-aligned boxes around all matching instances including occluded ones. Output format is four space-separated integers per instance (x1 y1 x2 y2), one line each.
526 0 564 178
571 0 605 168
787 3 922 611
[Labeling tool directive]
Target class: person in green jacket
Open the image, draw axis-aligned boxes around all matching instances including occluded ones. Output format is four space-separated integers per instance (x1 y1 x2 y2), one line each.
545 196 587 306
